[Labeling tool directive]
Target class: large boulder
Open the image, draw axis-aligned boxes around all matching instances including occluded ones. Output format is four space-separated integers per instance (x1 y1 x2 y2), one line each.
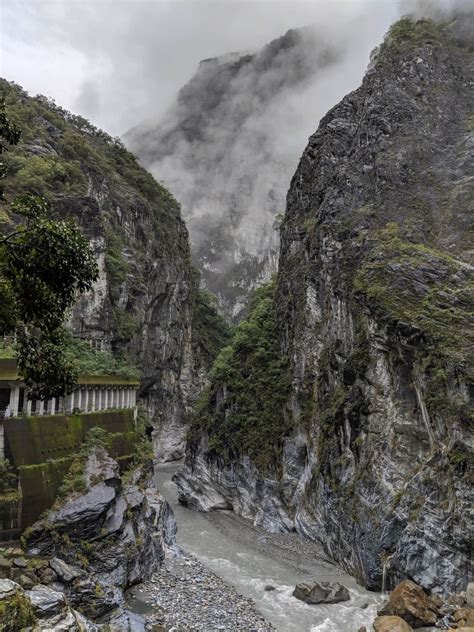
373 616 413 632
378 580 439 628
292 580 350 604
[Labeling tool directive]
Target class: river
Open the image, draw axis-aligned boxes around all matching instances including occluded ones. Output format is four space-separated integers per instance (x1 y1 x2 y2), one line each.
152 462 385 632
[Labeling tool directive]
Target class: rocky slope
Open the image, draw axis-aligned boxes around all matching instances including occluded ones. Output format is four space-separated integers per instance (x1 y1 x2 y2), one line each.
126 26 359 320
5 443 177 628
176 15 474 596
1 79 228 459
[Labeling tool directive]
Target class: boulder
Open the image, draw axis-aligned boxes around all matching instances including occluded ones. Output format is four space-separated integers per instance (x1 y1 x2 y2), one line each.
0 577 18 599
454 608 474 627
50 557 82 583
373 616 413 632
293 580 350 604
27 584 67 618
467 584 474 609
378 580 439 627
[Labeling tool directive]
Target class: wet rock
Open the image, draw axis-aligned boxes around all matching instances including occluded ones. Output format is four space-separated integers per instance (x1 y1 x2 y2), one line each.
378 580 438 628
293 579 350 604
373 616 413 632
264 584 276 591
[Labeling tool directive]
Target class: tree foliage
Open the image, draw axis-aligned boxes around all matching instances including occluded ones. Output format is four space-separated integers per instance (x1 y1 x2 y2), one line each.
0 97 99 399
191 279 291 471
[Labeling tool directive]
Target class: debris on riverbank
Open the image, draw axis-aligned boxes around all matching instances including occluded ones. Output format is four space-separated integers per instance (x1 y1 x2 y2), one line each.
129 552 275 631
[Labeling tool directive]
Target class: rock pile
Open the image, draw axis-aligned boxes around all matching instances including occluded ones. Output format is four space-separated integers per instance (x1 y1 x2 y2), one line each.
372 580 474 631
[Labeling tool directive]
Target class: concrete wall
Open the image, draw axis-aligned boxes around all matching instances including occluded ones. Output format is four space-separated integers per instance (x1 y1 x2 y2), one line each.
1 410 138 533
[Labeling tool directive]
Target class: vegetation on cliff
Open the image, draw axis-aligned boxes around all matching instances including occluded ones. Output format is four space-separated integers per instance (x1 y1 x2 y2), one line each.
191 279 291 470
1 98 98 398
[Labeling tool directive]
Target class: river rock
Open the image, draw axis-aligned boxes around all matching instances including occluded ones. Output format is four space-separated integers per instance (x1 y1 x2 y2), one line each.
293 579 350 604
378 580 439 628
373 616 413 632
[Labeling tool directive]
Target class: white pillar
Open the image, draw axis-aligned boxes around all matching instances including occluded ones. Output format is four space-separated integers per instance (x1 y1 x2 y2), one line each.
76 389 82 411
9 385 20 417
67 393 73 414
126 389 130 408
38 400 44 416
84 388 90 413
104 389 109 410
92 389 96 412
121 388 125 408
131 389 136 407
0 422 4 459
26 398 32 416
51 397 56 415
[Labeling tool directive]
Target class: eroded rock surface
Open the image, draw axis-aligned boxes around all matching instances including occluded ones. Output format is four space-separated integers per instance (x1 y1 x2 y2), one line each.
176 15 474 595
24 446 176 625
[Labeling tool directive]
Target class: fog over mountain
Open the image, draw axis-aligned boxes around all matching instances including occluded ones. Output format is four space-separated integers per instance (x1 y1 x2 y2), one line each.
125 0 469 318
125 16 393 317
2 0 470 318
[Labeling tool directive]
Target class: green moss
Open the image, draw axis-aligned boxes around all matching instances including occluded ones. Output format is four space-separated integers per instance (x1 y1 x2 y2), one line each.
384 17 453 55
354 223 473 364
190 268 232 361
0 588 36 632
190 279 291 472
468 113 474 132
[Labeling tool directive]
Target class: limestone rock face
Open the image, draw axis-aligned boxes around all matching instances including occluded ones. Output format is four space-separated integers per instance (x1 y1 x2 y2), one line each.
176 15 474 594
2 79 213 461
292 579 350 604
373 616 413 632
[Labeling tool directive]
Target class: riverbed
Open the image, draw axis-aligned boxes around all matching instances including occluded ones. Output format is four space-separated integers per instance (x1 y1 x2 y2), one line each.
144 462 386 632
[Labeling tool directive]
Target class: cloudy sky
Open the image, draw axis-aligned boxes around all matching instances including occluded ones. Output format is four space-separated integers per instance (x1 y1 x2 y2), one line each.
0 0 465 136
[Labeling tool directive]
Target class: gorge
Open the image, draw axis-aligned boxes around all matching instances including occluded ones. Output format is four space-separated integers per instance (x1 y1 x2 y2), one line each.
0 7 473 632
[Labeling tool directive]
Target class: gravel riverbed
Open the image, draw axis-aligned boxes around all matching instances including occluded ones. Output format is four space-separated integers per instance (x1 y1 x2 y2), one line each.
128 551 275 631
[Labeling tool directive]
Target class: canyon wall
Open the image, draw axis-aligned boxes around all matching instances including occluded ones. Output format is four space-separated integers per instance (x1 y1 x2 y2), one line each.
176 16 474 595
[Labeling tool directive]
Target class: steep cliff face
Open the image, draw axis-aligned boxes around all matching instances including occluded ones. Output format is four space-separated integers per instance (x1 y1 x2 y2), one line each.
126 27 353 320
2 79 226 459
176 16 474 595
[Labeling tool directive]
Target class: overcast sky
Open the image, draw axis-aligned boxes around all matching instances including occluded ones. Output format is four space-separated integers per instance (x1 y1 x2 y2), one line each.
0 0 465 136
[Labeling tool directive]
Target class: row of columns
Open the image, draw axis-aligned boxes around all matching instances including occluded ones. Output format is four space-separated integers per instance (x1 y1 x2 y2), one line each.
7 384 137 418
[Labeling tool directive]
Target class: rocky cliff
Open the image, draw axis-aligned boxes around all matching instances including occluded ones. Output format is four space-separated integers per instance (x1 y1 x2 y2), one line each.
176 15 474 595
1 79 228 460
1 443 176 629
125 27 355 320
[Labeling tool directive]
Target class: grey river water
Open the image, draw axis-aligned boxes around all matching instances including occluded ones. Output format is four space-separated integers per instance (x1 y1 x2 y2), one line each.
152 462 386 632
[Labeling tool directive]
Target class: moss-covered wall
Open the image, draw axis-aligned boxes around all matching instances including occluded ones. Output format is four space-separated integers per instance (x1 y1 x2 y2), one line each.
1 411 137 530
3 410 135 466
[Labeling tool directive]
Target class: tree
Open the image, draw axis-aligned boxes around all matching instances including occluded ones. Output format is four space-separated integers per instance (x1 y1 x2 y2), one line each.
0 97 98 399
